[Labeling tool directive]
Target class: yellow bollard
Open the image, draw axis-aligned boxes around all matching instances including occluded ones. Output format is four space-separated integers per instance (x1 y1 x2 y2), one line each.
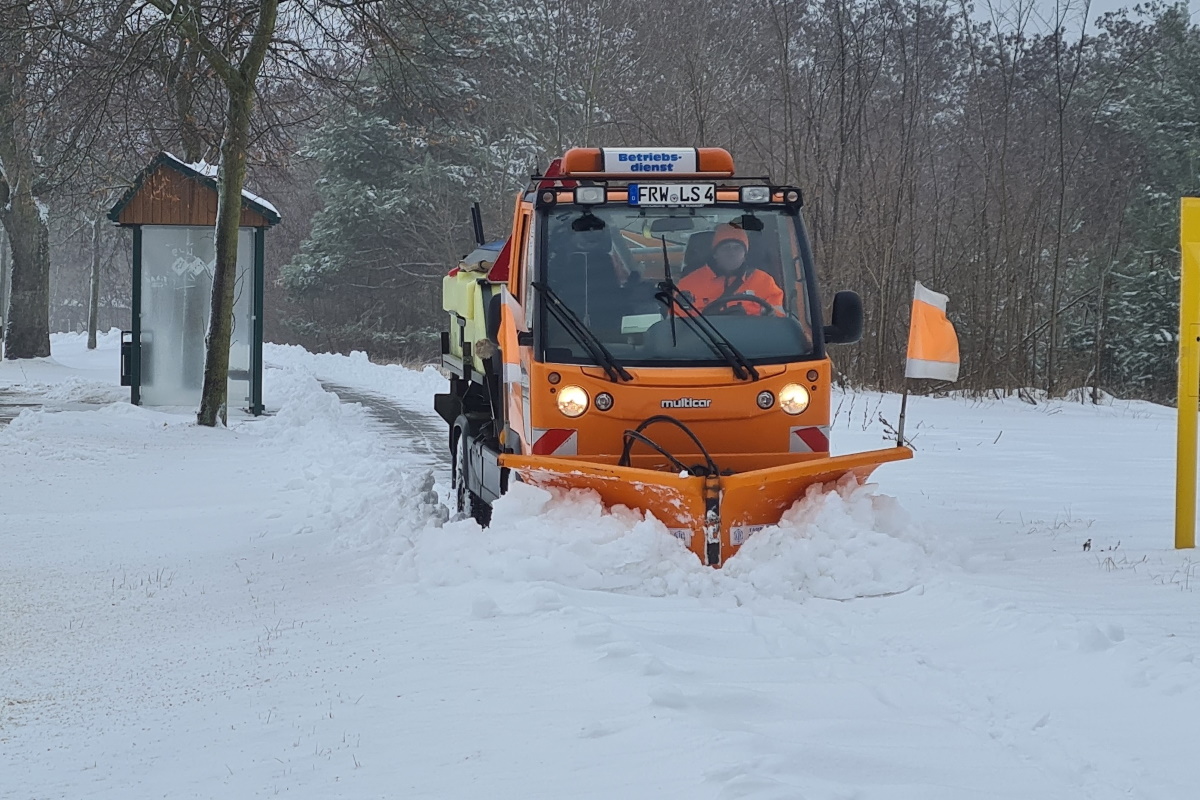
1176 198 1200 549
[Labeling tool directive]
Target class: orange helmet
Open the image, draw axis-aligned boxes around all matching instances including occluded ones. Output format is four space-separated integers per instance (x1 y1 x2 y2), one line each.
712 223 749 250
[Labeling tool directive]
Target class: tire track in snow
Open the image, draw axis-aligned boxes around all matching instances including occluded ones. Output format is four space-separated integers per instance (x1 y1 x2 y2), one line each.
0 388 42 425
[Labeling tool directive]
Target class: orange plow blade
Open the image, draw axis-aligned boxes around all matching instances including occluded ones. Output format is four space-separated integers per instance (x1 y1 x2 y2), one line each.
500 447 912 566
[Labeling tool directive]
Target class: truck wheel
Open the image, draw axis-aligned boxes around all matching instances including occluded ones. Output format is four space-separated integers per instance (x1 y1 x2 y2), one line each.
456 433 492 527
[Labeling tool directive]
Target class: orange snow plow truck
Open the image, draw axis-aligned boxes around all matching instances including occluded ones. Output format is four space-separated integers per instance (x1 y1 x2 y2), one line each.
435 147 911 566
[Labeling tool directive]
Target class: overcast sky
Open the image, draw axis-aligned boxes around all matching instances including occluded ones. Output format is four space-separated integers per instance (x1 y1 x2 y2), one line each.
970 0 1196 32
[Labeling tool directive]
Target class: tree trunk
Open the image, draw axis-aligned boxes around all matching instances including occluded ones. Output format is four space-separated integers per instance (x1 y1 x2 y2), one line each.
0 5 50 360
196 86 253 427
0 237 9 346
173 39 206 163
87 217 101 349
163 0 279 426
1092 269 1106 405
0 189 51 359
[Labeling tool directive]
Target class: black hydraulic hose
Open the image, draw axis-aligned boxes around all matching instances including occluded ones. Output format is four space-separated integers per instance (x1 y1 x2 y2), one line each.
617 430 692 474
634 416 720 474
618 415 720 477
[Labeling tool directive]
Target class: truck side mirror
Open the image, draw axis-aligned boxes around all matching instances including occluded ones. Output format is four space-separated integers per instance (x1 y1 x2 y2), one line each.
823 290 863 345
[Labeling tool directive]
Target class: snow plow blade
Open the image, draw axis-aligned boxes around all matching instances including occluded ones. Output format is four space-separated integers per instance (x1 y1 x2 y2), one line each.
500 446 913 566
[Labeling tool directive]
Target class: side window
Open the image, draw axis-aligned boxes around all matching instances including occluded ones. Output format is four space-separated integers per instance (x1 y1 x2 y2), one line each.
520 213 534 303
783 219 811 331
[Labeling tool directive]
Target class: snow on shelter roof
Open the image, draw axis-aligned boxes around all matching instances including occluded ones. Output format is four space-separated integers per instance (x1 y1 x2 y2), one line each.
107 152 281 227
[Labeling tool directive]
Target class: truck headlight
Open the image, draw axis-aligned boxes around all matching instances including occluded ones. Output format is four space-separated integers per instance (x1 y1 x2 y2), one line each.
557 385 589 417
779 384 810 415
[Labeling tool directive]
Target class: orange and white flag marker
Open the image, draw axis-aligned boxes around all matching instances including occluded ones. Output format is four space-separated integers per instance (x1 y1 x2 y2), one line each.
905 281 960 381
897 281 960 445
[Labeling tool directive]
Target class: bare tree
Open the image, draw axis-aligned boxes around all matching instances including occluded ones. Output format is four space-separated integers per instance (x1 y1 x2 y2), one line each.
1 0 142 359
142 0 280 426
0 1 51 358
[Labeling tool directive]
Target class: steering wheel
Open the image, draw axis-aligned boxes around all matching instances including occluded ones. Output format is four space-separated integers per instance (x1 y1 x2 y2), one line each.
705 293 775 317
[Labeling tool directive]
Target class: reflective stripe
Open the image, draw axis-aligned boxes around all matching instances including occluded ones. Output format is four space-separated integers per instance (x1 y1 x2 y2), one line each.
531 428 577 456
789 425 830 453
905 357 959 381
522 389 533 450
501 287 527 332
913 280 949 310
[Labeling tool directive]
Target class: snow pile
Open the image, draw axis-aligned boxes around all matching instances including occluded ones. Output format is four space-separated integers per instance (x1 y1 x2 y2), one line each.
254 365 448 546
1 330 121 391
0 401 200 476
264 344 446 409
12 334 1200 799
390 477 932 603
723 479 931 600
41 376 127 404
8 398 190 434
10 335 936 606
49 327 123 349
261 341 935 602
400 482 706 592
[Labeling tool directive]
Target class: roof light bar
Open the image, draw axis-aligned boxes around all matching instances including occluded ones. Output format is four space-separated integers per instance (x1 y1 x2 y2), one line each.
573 186 606 205
740 186 770 204
560 147 735 178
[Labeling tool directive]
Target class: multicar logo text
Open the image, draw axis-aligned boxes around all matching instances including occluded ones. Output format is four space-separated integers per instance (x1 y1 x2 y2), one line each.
661 397 712 409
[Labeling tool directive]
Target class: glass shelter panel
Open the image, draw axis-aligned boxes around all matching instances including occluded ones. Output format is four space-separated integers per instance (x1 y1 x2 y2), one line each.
139 226 255 408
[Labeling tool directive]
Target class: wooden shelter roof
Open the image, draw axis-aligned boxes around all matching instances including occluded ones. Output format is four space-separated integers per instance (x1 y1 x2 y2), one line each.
108 153 282 228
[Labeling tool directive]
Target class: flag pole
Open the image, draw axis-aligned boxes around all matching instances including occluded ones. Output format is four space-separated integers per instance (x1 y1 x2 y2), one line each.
897 381 909 447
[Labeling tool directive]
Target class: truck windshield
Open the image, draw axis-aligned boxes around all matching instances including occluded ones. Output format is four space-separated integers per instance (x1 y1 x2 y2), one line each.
538 204 816 367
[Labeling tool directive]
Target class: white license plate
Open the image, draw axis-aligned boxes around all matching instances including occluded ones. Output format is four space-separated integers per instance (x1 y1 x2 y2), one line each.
628 183 715 207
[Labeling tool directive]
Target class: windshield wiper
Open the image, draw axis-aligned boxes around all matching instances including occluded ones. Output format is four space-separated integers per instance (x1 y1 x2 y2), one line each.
654 238 759 381
532 281 632 383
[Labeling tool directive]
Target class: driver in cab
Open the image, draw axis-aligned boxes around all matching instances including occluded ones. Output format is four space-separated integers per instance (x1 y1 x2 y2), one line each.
677 223 783 314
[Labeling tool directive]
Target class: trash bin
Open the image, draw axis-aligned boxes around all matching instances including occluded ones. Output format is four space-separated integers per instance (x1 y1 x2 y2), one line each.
120 331 133 386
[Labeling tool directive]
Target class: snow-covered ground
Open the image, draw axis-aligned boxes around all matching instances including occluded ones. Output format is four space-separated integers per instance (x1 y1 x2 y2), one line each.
3 331 1199 799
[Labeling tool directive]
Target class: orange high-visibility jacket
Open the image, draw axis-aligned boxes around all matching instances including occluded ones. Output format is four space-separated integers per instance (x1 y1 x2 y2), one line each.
676 265 784 313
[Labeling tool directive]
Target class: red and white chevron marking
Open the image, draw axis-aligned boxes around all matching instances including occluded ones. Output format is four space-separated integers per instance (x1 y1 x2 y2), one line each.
531 428 578 456
789 425 830 453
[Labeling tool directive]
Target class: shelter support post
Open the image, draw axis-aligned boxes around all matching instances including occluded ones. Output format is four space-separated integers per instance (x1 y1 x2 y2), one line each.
131 226 143 406
251 227 265 415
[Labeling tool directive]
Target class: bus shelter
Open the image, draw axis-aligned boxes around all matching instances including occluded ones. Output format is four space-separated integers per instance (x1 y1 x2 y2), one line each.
108 153 280 414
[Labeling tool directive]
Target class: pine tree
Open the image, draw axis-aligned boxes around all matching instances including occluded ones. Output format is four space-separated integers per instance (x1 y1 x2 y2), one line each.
1088 3 1200 401
281 9 539 359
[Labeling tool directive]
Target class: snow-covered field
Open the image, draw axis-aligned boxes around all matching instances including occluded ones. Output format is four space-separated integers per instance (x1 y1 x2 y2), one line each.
3 331 1199 799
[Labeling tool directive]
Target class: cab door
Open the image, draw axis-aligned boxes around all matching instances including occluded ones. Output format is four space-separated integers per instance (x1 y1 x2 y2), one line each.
499 206 536 453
